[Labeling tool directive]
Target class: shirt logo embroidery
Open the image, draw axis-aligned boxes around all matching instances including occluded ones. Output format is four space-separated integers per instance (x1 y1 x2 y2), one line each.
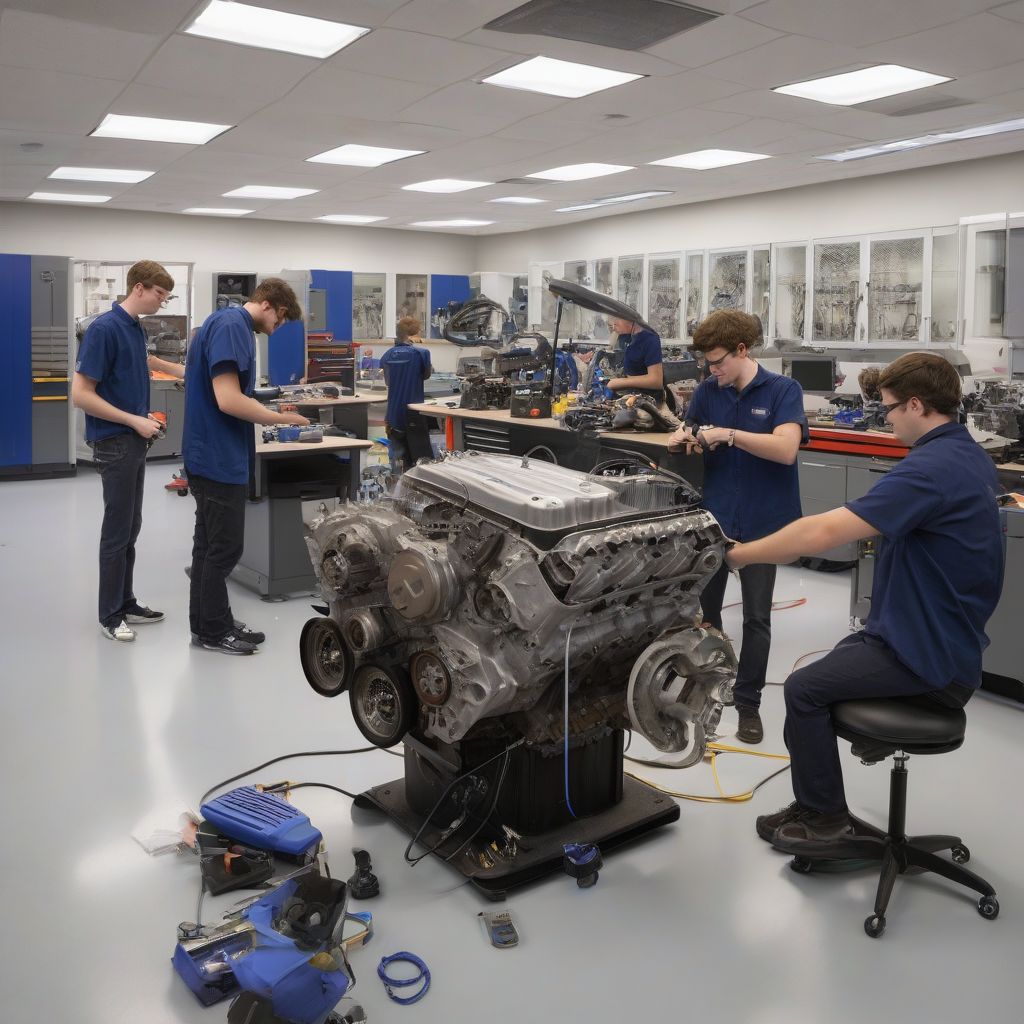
751 407 769 417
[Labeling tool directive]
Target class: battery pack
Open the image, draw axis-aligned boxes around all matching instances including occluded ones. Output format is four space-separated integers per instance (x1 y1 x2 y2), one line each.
200 787 322 859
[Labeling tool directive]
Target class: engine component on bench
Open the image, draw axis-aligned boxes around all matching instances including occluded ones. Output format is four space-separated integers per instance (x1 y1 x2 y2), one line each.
562 393 682 435
301 453 735 765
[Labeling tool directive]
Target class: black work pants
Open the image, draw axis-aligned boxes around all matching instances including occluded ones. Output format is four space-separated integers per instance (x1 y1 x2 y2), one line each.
783 631 971 815
699 560 777 709
187 472 246 642
91 431 148 627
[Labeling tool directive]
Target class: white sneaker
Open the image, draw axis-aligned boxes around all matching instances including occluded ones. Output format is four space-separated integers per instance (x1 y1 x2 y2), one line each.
100 619 136 642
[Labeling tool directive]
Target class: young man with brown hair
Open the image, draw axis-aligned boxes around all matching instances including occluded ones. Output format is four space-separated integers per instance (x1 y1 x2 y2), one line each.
182 278 309 655
727 353 1003 848
669 309 807 743
380 315 431 472
73 259 181 642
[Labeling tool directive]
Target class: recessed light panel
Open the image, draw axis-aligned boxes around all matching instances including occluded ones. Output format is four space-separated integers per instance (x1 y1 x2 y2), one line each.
527 163 633 181
223 186 319 199
91 113 231 145
774 65 951 106
28 192 111 203
183 207 253 216
307 144 424 167
50 166 154 183
482 55 643 99
557 190 672 212
649 149 769 170
818 117 1024 162
402 179 491 193
317 214 387 224
185 1 369 59
411 219 494 227
490 197 547 204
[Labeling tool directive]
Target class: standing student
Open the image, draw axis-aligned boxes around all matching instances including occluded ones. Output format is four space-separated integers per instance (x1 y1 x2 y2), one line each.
669 310 807 744
606 316 664 401
380 316 432 472
182 278 309 655
72 260 182 642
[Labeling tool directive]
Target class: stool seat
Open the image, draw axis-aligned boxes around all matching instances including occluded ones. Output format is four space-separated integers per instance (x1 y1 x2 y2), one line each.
832 696 965 760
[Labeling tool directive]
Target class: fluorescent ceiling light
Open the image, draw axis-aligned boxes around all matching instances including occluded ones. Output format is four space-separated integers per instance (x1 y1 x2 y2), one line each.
307 144 424 167
185 0 369 59
183 207 253 216
402 179 491 193
527 163 632 182
818 117 1024 162
557 190 673 213
317 214 387 224
774 65 951 106
411 219 494 227
649 149 769 170
482 55 643 99
49 166 154 183
28 191 111 203
91 113 230 145
223 185 319 199
490 196 547 204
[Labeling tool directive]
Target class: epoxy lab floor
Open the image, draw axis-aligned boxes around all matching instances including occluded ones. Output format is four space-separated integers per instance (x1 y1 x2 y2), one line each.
1 462 1021 1024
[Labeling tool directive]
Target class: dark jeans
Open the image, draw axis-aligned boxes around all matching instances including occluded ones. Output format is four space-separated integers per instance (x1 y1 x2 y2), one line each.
386 416 432 473
187 472 246 643
385 425 412 473
700 561 777 709
783 631 972 815
91 431 147 627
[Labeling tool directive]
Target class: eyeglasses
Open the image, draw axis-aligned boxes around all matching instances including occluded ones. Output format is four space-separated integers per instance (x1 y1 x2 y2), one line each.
159 294 177 308
705 351 733 369
881 399 907 416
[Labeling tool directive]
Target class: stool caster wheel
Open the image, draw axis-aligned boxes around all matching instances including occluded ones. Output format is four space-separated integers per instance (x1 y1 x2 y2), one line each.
577 872 598 889
978 895 999 920
951 844 970 864
864 914 886 938
790 856 813 875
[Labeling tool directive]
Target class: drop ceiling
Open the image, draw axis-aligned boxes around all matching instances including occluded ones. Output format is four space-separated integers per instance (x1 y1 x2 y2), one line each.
1 0 1023 235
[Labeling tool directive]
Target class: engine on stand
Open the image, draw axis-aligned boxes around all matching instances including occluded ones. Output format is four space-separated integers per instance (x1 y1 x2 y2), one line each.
299 451 736 894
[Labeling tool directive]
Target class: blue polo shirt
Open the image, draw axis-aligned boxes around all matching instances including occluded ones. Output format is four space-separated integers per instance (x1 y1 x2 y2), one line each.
618 328 663 399
846 422 1003 690
380 342 431 429
182 307 256 485
75 303 150 441
685 365 807 540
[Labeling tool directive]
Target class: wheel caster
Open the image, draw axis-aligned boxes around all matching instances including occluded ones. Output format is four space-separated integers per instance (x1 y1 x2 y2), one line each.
978 895 999 920
951 844 970 864
577 872 598 889
864 914 886 938
790 856 813 875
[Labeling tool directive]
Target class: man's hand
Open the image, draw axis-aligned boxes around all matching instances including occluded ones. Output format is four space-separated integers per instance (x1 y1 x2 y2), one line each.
668 424 702 454
279 412 311 427
725 542 746 570
132 414 163 440
606 377 626 391
696 426 731 450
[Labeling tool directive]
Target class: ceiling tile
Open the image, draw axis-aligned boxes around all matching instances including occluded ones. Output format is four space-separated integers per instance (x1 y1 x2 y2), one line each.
699 33 865 89
0 66 124 134
946 60 1024 101
110 81 274 126
280 66 438 119
992 1 1024 24
396 81 566 135
12 0 197 34
644 14 785 67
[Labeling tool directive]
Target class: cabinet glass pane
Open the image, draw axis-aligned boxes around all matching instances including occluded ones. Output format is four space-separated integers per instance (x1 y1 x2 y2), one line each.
973 229 1005 338
813 242 860 342
563 260 598 338
648 256 681 340
396 274 428 335
709 250 746 312
592 258 614 340
774 246 806 341
352 273 385 339
930 233 958 342
684 252 704 338
617 256 644 312
752 247 770 336
868 237 923 340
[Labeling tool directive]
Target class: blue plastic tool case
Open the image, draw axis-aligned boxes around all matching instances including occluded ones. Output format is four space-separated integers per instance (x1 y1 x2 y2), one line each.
200 786 322 857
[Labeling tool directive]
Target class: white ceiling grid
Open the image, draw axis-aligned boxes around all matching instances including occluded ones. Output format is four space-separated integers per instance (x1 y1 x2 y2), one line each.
0 0 1020 234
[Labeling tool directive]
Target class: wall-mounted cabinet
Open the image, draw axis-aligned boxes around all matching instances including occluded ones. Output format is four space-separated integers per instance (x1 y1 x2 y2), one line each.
647 253 681 340
352 273 385 340
396 273 428 336
771 243 807 343
683 251 704 340
707 248 747 314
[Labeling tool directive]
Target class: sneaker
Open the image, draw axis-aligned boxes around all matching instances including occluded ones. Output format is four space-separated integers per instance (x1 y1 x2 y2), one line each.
101 619 136 642
193 632 257 656
233 620 265 645
124 603 165 624
736 705 764 744
771 810 855 851
755 801 803 843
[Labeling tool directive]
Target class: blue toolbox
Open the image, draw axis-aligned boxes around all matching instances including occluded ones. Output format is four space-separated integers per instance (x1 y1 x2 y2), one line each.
200 787 322 860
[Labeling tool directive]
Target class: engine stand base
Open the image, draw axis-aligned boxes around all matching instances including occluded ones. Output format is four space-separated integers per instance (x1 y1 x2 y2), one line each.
354 774 679 900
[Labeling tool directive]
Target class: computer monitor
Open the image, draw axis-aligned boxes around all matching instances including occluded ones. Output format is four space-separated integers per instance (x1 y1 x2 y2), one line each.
789 358 836 394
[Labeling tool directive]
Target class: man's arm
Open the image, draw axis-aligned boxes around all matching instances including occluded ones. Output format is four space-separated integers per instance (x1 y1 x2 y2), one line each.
148 355 185 379
727 507 878 568
696 421 802 465
211 372 309 426
71 372 162 439
608 362 664 392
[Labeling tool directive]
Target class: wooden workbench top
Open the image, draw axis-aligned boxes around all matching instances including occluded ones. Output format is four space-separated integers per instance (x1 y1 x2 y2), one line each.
291 393 386 407
254 434 373 457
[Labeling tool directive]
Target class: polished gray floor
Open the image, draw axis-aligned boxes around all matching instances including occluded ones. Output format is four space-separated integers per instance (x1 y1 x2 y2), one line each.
1 463 1021 1023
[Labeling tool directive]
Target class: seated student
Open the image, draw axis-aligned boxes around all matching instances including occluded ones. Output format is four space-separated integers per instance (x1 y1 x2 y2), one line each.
605 317 663 401
380 316 432 472
725 353 1004 847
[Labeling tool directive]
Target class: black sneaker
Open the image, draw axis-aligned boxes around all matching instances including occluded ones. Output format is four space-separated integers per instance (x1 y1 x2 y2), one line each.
124 603 165 624
736 705 764 744
233 620 265 645
771 810 854 852
193 632 257 656
755 801 803 843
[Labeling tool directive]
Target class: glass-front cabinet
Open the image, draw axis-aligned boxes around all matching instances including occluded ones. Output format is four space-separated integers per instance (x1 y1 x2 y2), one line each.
707 248 746 313
395 273 428 336
683 251 704 340
616 255 644 313
352 273 385 340
647 253 681 340
929 228 959 343
867 234 924 342
771 243 807 343
812 240 861 343
751 245 770 337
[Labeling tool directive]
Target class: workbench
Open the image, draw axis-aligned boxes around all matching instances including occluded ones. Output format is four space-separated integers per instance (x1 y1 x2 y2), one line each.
290 393 386 438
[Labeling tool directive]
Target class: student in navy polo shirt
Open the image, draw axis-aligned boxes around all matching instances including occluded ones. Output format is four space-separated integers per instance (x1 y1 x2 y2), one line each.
182 278 309 656
670 310 807 745
72 260 184 643
606 316 663 402
726 353 1003 847
380 316 432 472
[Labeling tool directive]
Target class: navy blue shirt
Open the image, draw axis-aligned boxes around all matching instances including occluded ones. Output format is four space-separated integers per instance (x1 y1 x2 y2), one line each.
846 422 1003 690
75 303 150 441
183 307 257 485
618 327 663 399
685 365 807 540
380 342 431 429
